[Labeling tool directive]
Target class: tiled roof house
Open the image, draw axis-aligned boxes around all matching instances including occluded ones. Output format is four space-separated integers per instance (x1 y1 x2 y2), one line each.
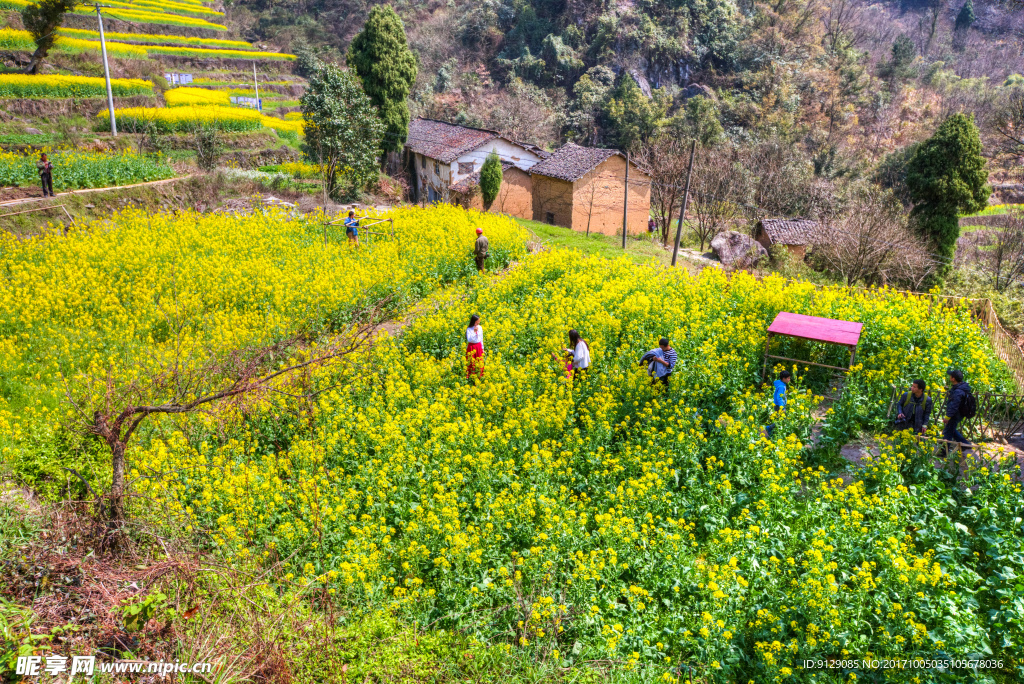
754 218 818 259
405 118 546 214
530 143 651 236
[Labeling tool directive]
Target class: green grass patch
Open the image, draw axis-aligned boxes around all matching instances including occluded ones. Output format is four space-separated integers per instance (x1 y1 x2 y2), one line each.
515 218 676 266
0 134 52 146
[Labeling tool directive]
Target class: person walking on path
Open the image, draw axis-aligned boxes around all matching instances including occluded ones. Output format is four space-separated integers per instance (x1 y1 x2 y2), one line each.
564 329 590 379
37 152 53 198
766 370 791 438
466 314 484 382
650 337 677 388
344 209 360 246
895 379 933 435
943 369 974 450
474 228 489 272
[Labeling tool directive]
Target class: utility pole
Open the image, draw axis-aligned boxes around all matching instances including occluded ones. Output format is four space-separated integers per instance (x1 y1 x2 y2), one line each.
621 151 629 250
252 61 261 112
95 4 116 136
671 140 697 267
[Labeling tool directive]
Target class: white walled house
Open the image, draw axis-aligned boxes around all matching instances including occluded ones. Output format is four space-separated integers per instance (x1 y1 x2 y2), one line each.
405 118 548 204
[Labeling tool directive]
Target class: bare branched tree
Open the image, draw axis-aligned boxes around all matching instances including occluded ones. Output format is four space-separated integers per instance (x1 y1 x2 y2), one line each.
632 136 692 245
992 212 1024 292
821 0 865 56
992 87 1024 156
810 185 936 288
62 299 392 531
690 148 744 251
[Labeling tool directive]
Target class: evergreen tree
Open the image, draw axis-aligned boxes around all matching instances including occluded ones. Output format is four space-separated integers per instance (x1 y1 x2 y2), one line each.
891 34 915 69
955 0 975 33
347 6 418 153
953 0 975 50
905 113 990 279
300 64 385 199
22 0 76 74
480 150 503 205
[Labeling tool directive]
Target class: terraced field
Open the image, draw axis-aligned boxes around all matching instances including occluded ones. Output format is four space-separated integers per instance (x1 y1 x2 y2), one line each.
0 0 303 193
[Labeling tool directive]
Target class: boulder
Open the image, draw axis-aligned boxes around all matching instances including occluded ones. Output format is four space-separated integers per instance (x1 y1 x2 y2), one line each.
682 83 715 101
711 231 768 270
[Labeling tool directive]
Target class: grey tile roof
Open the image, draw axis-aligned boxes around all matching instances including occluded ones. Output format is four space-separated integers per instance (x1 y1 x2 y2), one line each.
759 218 817 245
529 143 620 182
406 118 499 165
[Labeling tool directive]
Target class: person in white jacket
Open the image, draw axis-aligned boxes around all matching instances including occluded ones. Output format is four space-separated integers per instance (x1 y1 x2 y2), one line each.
564 329 590 379
466 314 484 381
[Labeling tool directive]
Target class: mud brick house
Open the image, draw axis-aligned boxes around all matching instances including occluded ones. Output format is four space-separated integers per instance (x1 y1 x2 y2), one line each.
404 118 546 218
450 162 535 219
754 218 817 260
529 143 651 236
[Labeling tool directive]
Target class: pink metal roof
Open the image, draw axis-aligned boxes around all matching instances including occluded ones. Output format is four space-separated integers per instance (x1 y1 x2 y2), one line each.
767 312 863 347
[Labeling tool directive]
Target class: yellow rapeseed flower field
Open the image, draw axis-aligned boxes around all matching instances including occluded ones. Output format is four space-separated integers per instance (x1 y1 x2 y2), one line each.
1 208 1021 679
164 87 231 107
0 73 153 98
101 105 264 133
58 27 256 50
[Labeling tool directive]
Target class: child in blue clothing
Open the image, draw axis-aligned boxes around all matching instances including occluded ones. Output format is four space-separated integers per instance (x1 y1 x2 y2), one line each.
766 370 791 438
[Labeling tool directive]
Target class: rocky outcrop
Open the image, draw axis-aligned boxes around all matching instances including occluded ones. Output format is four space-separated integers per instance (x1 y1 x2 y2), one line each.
682 83 715 100
711 230 768 270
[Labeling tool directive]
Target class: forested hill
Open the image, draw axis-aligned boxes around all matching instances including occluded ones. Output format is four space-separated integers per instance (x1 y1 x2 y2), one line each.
228 0 1023 175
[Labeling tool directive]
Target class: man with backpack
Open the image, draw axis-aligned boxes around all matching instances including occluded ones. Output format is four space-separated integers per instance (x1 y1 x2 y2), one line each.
943 369 975 449
894 379 933 435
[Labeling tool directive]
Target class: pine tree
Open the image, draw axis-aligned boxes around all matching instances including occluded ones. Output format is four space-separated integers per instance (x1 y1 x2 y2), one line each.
905 113 990 280
955 0 975 33
347 6 418 154
480 151 503 205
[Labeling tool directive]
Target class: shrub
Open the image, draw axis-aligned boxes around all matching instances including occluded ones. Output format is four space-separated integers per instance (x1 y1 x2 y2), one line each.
480 149 502 204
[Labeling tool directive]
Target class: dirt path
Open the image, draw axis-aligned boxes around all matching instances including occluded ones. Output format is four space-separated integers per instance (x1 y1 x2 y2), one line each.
0 175 192 208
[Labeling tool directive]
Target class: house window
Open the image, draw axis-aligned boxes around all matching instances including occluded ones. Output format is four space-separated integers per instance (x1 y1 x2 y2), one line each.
433 161 439 175
545 212 555 224
420 155 426 169
458 161 475 175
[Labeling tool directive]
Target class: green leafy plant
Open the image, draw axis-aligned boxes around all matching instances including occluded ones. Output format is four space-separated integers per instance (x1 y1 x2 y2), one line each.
121 591 171 632
479 149 502 205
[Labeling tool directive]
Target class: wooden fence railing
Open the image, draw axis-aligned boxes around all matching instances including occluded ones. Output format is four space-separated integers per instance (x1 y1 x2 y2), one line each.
887 385 1024 442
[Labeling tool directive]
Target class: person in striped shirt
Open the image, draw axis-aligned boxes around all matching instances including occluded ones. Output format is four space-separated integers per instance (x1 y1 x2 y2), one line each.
651 337 677 387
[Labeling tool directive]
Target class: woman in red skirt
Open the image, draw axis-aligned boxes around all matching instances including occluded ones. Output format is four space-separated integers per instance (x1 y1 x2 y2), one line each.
466 314 484 381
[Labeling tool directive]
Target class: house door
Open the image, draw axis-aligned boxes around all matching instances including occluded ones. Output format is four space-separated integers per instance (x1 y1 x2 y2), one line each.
428 186 438 203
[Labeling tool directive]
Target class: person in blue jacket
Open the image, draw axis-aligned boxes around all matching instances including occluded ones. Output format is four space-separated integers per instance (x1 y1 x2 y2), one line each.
344 209 359 246
766 370 791 438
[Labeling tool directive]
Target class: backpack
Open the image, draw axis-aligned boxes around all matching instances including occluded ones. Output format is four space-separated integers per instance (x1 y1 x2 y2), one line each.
960 389 977 419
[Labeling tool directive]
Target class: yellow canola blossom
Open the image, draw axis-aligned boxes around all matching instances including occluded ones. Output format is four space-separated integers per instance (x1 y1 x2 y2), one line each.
2 219 1019 677
0 72 153 98
164 87 231 107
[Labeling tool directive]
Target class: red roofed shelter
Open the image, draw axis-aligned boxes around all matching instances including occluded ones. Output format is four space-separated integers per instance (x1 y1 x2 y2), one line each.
761 312 863 381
